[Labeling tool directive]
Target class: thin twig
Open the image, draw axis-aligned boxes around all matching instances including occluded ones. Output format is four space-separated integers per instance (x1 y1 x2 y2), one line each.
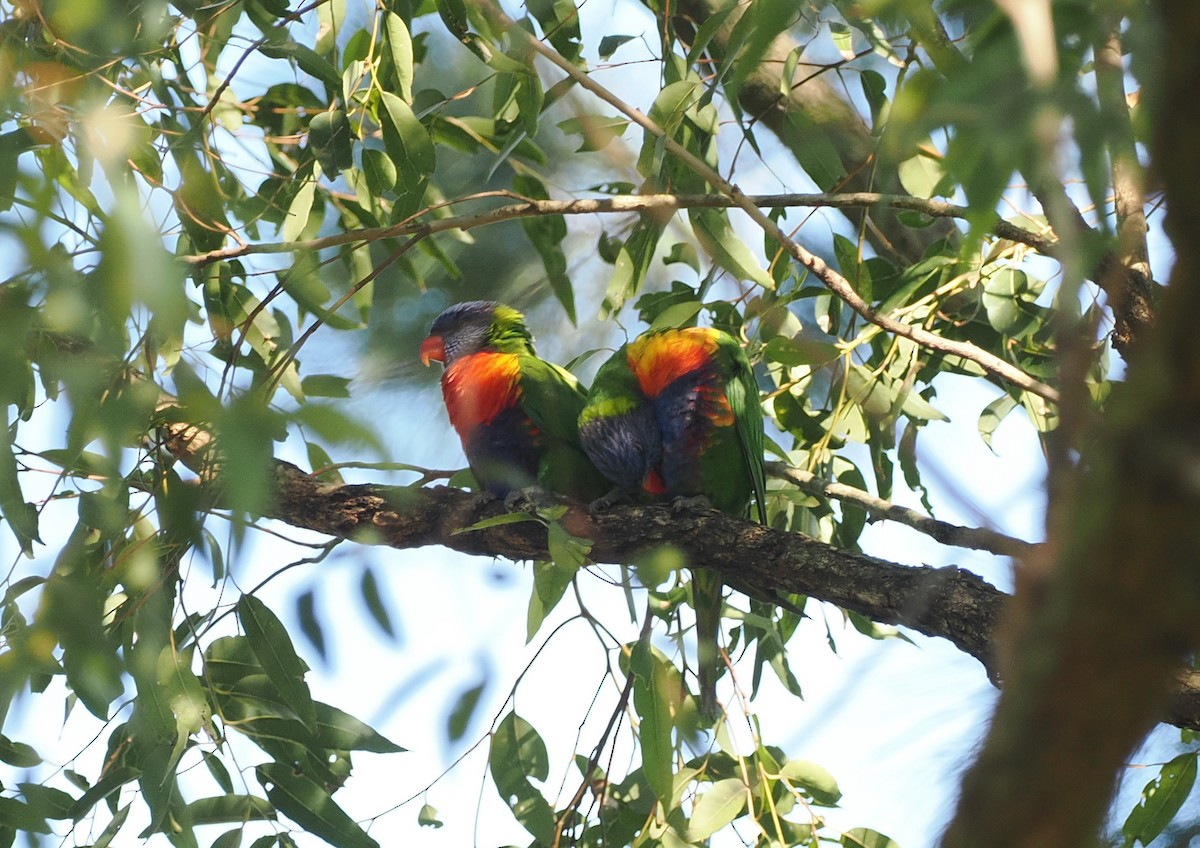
177 191 1056 267
767 462 1035 559
479 1 1061 405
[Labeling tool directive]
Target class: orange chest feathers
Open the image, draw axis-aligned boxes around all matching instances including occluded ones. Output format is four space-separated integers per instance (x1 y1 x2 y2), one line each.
627 327 722 398
441 352 524 436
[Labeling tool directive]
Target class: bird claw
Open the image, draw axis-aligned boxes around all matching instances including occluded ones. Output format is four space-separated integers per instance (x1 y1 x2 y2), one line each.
503 486 555 512
670 494 713 514
469 490 499 510
588 487 633 514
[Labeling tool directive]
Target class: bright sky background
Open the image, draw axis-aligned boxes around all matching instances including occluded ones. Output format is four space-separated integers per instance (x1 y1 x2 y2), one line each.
1 0 1188 846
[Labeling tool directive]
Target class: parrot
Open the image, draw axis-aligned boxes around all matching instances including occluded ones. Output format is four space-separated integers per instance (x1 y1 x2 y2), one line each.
578 325 768 720
419 300 608 503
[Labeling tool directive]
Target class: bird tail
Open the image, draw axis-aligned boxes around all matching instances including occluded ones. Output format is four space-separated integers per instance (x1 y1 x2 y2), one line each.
692 567 723 722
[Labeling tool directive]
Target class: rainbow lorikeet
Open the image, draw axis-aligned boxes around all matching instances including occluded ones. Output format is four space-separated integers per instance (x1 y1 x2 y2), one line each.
420 301 608 502
578 326 768 719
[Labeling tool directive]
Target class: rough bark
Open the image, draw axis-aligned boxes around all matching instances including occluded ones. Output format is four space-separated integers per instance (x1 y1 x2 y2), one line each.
167 456 1200 730
940 5 1200 847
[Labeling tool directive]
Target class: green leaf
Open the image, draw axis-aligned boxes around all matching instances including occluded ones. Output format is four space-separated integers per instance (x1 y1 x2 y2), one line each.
547 521 591 571
88 801 131 848
781 759 841 806
513 174 574 322
360 566 397 639
384 12 414 103
861 69 889 127
39 563 124 718
687 778 747 841
281 172 316 243
0 734 42 767
379 91 435 190
978 393 1019 452
18 783 75 819
688 207 774 289
556 115 630 152
639 79 702 167
69 765 140 821
260 41 341 86
257 763 379 848
361 148 397 195
310 702 405 753
663 241 700 272
631 640 675 802
982 268 1045 338
0 409 39 554
212 829 244 848
418 803 443 828
489 712 555 843
842 827 903 848
763 334 839 368
898 150 950 199
648 300 704 331
598 34 636 58
527 555 578 641
309 110 354 178
1122 752 1198 847
0 798 50 833
296 589 326 661
452 512 540 533
604 218 665 314
237 595 317 731
447 678 486 742
186 794 276 825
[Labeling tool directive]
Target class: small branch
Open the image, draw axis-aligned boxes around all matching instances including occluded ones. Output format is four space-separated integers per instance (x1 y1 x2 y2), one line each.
479 2 1061 405
1094 22 1155 352
177 192 1055 268
766 462 1036 559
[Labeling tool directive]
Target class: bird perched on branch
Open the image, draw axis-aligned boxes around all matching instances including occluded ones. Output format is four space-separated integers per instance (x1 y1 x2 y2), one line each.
420 301 607 502
579 325 768 719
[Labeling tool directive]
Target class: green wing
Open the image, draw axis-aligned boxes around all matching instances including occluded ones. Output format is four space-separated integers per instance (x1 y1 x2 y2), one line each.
715 334 768 524
517 354 609 501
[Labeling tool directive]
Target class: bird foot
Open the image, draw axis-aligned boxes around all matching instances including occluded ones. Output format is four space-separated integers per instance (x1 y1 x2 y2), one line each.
588 486 635 514
670 494 713 514
503 486 556 513
469 490 499 510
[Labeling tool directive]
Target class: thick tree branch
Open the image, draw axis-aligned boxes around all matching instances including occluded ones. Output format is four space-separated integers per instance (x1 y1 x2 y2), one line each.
475 3 1061 405
177 191 1054 268
941 5 1200 846
261 459 1006 677
146 386 1200 730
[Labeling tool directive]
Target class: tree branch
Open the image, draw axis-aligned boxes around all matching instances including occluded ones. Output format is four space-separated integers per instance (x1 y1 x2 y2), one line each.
159 448 1200 730
906 0 1158 355
177 191 1055 268
666 0 957 265
1093 21 1156 353
477 2 1062 406
260 458 1006 677
146 385 1200 729
766 462 1036 559
941 4 1200 844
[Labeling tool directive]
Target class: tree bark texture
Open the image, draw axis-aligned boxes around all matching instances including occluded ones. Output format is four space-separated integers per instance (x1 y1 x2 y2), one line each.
208 458 1200 731
940 5 1200 847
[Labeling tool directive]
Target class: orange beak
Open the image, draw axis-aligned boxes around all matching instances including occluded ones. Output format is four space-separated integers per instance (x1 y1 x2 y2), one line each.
419 335 445 366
